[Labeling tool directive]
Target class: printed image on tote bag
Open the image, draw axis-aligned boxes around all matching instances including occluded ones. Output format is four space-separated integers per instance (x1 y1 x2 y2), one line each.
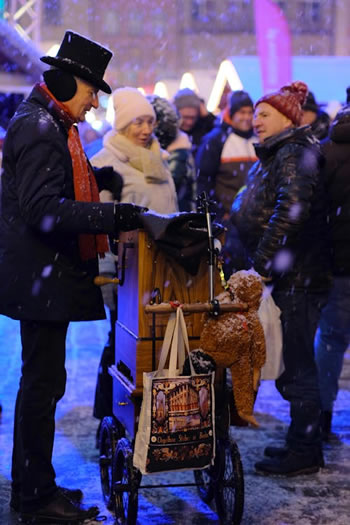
147 373 214 472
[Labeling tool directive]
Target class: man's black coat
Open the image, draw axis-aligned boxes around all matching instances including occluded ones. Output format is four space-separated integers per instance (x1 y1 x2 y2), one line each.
0 86 116 321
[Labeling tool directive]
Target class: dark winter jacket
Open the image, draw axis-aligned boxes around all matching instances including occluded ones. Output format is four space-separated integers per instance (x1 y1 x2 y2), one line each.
0 86 116 321
168 148 196 212
196 121 256 218
188 112 216 157
231 126 331 292
310 110 330 141
321 106 350 275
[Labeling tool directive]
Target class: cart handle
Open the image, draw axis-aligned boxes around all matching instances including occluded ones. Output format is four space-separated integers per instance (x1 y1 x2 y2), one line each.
94 275 120 286
144 302 248 314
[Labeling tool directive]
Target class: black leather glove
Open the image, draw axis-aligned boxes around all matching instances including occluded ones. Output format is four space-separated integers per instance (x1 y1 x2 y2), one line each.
93 166 124 201
114 203 148 232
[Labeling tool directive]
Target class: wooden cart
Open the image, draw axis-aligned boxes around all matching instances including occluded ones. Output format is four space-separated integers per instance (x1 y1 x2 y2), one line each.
98 228 246 525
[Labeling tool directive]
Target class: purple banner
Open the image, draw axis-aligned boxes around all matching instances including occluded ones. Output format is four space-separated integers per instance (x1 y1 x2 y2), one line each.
254 0 292 92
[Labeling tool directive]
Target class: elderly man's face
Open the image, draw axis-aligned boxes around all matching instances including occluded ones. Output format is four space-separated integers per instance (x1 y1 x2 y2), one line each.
65 77 99 122
179 107 199 132
253 102 293 143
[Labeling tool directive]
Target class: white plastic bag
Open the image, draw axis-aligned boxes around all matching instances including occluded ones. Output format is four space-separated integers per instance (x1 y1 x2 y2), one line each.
258 286 284 380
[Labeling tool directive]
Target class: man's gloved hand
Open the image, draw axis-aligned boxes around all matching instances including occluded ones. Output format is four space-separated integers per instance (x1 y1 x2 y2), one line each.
114 203 148 232
93 166 124 201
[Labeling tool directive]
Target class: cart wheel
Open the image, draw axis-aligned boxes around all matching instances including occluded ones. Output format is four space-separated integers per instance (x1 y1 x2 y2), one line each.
113 437 141 524
194 466 215 504
99 416 124 510
214 438 244 525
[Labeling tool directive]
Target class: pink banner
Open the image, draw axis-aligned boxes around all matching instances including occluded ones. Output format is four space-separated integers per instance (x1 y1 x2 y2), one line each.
254 0 292 93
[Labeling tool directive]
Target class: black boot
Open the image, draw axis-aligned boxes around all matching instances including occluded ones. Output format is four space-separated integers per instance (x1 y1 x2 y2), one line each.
263 445 325 467
10 486 84 513
255 448 324 477
19 490 99 523
264 445 289 458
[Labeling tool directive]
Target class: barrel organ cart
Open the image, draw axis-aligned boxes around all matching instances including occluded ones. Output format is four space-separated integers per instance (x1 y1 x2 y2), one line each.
97 212 246 525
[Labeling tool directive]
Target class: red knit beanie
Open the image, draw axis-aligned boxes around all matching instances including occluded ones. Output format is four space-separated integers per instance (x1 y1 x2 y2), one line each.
255 81 308 126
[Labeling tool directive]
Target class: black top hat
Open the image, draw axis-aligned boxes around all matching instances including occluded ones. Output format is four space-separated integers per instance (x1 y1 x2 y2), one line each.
40 31 113 94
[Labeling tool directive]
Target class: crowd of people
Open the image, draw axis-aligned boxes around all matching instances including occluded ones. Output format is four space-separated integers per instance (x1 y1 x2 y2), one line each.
0 29 349 523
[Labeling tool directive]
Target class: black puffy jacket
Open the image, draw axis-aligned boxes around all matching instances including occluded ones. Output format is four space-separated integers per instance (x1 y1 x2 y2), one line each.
321 106 350 275
231 126 331 291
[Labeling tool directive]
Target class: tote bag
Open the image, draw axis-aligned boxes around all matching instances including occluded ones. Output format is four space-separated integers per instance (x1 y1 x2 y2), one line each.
133 307 215 475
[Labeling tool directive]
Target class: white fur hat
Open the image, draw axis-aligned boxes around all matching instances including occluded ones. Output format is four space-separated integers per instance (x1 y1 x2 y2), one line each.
113 87 156 131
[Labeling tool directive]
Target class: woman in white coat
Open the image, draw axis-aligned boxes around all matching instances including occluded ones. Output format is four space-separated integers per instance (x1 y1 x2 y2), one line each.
91 86 178 213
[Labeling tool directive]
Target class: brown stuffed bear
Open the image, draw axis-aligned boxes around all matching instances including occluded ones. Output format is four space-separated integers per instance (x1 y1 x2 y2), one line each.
198 269 266 427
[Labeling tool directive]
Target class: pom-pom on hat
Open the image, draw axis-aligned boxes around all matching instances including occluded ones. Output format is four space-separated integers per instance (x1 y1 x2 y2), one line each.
40 30 113 94
229 90 253 117
112 87 156 131
173 88 201 111
255 81 308 126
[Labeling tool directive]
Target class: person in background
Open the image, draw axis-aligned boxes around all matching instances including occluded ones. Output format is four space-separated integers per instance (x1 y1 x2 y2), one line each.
90 87 178 432
0 31 145 523
173 88 215 156
314 100 350 440
300 91 330 141
196 90 257 276
148 94 196 211
232 81 331 476
80 119 112 159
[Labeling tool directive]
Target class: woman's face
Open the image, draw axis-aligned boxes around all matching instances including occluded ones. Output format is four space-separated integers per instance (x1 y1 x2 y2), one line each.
123 115 156 147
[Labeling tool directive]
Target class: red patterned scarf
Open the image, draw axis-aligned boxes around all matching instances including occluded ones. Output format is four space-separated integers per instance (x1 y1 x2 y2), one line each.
38 83 109 261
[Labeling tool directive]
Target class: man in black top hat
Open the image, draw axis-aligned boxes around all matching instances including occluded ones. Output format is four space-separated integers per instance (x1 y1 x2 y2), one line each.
0 30 146 523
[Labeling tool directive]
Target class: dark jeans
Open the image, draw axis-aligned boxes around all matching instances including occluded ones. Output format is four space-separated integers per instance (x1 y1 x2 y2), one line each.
11 320 69 511
273 289 328 455
315 276 350 412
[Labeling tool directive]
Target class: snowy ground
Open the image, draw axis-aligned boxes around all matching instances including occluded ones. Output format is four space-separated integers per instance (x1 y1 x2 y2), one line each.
0 315 349 524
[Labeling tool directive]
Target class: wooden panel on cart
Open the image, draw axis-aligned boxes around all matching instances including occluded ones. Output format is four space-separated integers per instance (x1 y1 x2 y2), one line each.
115 229 222 389
115 321 202 390
110 365 141 438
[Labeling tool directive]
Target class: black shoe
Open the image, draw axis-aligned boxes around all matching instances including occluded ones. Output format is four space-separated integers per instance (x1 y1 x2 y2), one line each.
263 445 325 467
10 486 84 513
264 445 289 458
19 491 99 524
255 449 324 477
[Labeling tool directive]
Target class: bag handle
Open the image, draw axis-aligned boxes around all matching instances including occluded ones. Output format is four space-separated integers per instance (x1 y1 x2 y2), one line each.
156 307 195 378
169 308 195 377
156 312 176 375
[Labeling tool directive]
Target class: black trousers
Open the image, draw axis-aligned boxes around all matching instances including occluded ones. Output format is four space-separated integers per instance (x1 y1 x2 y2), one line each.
273 289 328 455
11 320 69 511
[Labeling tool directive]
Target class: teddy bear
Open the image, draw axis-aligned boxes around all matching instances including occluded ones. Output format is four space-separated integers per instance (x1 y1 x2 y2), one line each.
197 269 266 427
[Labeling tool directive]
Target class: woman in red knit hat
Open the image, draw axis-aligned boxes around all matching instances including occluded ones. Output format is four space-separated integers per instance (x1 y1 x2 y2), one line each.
231 81 332 476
